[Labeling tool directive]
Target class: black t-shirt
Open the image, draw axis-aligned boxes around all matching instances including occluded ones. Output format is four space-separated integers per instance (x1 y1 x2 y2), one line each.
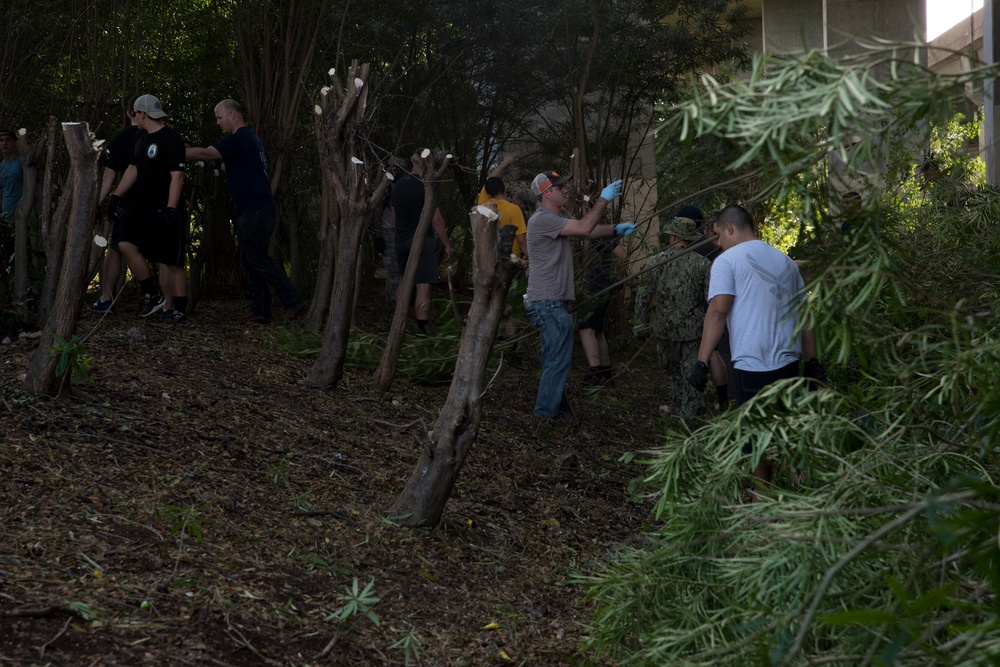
105 124 142 204
105 125 142 173
390 174 429 246
131 126 186 208
212 126 274 215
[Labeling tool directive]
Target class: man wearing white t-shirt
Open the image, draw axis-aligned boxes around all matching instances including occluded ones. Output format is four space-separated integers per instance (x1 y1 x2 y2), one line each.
689 205 822 483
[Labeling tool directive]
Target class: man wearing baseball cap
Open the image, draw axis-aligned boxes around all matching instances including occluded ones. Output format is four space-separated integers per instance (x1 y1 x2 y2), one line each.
634 215 712 420
524 170 635 421
110 94 189 322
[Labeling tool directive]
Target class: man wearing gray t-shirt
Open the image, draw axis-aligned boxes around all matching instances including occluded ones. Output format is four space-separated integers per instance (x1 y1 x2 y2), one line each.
524 171 635 420
690 205 823 483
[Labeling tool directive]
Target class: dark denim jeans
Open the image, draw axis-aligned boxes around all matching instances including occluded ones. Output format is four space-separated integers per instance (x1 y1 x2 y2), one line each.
525 299 575 418
237 206 303 318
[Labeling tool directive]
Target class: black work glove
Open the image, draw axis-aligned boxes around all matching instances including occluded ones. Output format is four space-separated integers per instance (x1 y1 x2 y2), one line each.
803 357 827 384
687 360 710 392
107 194 124 222
159 207 180 226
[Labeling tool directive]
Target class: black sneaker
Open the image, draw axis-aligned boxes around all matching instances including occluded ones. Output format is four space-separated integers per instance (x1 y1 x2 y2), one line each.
163 309 186 325
88 298 113 313
138 292 165 317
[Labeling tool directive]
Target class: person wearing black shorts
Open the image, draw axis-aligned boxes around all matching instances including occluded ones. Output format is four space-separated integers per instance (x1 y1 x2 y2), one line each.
391 156 452 333
90 98 142 313
111 94 188 323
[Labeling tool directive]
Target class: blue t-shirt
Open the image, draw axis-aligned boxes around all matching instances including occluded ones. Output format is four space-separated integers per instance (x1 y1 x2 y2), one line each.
0 155 24 219
213 126 274 215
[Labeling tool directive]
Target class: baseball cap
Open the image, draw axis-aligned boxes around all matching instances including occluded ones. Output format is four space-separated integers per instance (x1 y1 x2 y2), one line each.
389 156 406 169
531 171 571 196
133 94 168 119
660 216 701 242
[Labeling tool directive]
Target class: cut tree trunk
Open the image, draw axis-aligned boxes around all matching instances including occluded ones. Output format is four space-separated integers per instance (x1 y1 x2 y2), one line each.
23 122 100 396
13 127 45 319
390 204 517 527
305 60 390 388
375 151 452 391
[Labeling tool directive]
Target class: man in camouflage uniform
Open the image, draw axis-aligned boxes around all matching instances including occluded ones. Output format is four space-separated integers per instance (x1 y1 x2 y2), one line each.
634 216 711 419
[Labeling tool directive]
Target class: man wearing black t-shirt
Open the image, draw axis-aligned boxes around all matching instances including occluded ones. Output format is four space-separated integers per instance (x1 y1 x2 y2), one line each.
390 158 452 333
186 99 306 324
90 98 142 313
111 94 188 322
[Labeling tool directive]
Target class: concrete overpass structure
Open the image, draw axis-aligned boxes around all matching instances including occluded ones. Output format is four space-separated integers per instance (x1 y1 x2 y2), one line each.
735 0 925 55
731 0 1000 183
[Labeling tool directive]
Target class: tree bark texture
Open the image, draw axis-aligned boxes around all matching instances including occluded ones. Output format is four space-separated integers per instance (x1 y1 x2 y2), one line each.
306 164 338 331
36 118 75 329
305 61 390 389
390 204 517 527
23 122 100 395
13 128 45 317
375 151 452 391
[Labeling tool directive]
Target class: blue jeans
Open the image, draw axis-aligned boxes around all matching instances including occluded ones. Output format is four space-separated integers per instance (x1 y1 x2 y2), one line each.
525 299 575 418
237 206 303 318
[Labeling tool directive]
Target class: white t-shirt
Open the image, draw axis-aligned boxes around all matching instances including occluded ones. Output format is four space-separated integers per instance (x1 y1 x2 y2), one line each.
708 239 805 372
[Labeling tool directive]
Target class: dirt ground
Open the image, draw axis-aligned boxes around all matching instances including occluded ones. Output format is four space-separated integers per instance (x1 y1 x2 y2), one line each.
0 293 672 666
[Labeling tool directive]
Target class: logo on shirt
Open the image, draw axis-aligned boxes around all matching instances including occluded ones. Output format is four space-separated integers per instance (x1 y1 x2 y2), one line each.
147 144 158 159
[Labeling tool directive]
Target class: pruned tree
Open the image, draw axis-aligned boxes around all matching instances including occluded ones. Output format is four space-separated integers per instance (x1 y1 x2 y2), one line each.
35 117 75 329
374 150 451 391
391 203 518 526
23 122 100 396
306 60 390 389
10 128 46 319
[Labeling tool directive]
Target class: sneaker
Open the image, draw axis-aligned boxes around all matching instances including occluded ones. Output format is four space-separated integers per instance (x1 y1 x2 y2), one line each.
284 303 308 321
138 292 165 317
163 310 186 324
88 298 113 313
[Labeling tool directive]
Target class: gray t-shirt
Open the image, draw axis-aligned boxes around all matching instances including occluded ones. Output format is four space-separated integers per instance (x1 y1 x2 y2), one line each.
708 239 804 372
526 207 574 301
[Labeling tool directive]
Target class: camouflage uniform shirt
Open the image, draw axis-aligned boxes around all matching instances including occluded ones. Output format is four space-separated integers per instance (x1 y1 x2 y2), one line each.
634 245 711 342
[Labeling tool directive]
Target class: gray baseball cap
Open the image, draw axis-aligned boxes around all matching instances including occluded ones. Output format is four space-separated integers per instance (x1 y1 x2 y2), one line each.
133 94 168 119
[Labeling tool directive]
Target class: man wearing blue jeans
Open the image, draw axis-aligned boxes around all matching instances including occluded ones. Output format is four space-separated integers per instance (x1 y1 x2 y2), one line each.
524 170 634 420
186 99 306 323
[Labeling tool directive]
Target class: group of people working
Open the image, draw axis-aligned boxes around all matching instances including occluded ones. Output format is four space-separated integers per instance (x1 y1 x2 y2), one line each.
90 95 307 325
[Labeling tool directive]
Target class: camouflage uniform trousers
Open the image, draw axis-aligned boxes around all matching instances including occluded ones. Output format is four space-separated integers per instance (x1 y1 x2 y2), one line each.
657 337 705 420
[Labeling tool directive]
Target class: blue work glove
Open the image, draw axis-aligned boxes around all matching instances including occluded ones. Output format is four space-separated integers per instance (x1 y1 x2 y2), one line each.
600 180 623 202
687 360 709 392
159 207 180 226
614 222 636 237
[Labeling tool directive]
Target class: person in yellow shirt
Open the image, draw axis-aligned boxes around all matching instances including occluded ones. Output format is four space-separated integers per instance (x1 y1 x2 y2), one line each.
479 153 528 366
477 153 527 260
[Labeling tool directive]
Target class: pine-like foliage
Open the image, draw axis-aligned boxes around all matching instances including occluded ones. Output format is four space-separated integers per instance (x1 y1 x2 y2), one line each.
582 42 1000 666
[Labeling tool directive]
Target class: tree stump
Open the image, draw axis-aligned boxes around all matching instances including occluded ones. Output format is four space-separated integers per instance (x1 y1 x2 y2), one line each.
390 203 518 527
22 122 100 396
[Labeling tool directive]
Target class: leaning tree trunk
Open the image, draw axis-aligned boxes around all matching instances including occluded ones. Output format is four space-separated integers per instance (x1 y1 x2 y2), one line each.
36 117 74 328
13 127 45 318
306 165 338 331
305 60 390 388
23 122 100 395
390 204 517 527
374 150 452 391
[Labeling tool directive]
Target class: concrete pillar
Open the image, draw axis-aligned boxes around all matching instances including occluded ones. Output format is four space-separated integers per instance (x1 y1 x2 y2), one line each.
985 1 1000 186
761 0 824 54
